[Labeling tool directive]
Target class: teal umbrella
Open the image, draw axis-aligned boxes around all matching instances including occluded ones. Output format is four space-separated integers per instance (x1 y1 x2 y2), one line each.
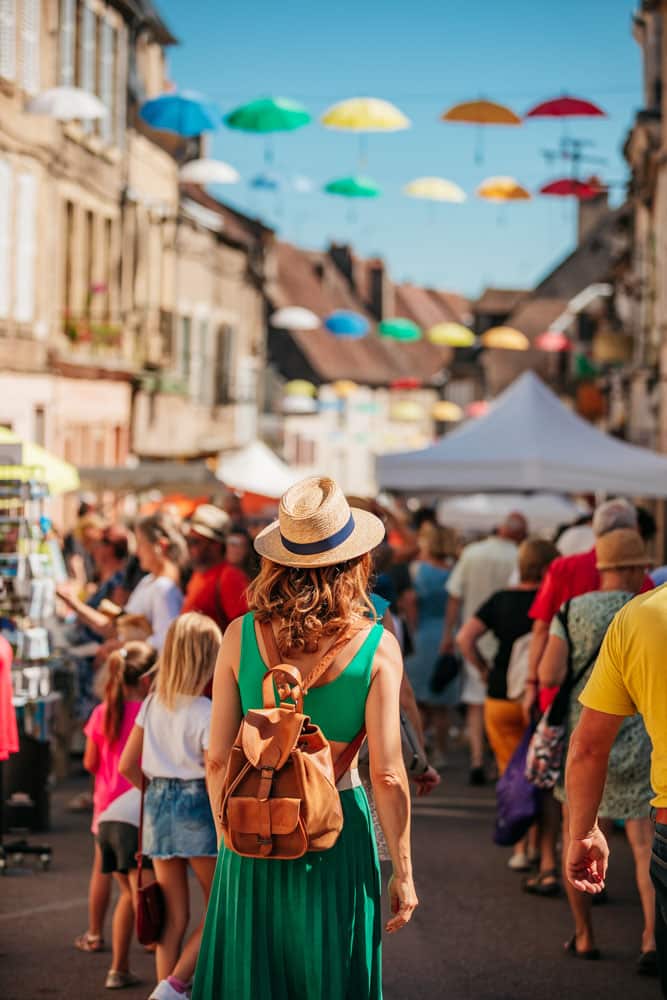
379 317 422 341
225 97 311 163
323 175 382 198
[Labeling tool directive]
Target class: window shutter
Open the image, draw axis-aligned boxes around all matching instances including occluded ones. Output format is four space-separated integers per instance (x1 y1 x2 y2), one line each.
58 0 74 85
14 173 37 324
0 0 16 81
79 2 95 133
0 161 12 318
99 19 113 143
20 0 39 93
115 23 127 149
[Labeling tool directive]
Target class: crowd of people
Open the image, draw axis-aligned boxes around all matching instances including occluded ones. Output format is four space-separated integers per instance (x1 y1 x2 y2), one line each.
51 482 667 998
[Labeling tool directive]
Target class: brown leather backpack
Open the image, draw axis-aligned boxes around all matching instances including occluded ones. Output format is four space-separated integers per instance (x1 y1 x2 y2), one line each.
218 621 366 860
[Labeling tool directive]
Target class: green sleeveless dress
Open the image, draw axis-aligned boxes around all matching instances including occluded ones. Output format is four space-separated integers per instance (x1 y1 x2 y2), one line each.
192 613 384 1000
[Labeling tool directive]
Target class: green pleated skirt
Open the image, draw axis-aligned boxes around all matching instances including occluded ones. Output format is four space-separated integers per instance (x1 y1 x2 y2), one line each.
192 787 382 1000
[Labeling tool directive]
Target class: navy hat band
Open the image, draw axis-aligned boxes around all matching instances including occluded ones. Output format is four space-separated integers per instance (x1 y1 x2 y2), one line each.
280 513 355 556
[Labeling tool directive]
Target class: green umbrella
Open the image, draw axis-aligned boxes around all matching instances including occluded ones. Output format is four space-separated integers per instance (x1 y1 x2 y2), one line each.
224 97 311 134
323 175 382 198
379 317 422 341
574 353 600 378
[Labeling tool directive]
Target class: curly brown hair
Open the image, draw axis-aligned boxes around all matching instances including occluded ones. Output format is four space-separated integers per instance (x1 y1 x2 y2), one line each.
248 553 375 655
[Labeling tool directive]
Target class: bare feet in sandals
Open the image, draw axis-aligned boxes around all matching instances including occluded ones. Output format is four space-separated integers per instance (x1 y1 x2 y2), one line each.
74 932 104 952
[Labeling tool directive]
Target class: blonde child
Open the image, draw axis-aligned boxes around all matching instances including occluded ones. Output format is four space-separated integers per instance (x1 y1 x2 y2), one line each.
120 613 222 1000
82 641 157 988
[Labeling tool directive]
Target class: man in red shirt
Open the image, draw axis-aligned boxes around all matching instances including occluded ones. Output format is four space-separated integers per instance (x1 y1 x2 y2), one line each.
182 505 249 631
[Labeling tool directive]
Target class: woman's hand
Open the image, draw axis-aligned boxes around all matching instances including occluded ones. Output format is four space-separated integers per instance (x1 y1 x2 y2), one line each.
412 765 440 797
386 873 418 933
565 826 609 894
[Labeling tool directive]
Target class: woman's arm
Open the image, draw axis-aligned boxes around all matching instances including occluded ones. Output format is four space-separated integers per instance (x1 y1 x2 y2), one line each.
118 724 144 790
206 618 243 840
148 581 183 650
537 634 569 687
56 584 115 637
366 630 418 933
83 735 99 775
456 616 490 679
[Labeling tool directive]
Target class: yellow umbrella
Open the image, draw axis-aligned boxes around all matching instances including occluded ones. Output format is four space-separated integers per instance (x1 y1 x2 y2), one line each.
477 176 531 202
0 428 79 494
481 326 530 350
432 401 464 422
321 97 410 132
427 323 476 347
403 177 466 203
284 379 317 397
333 380 358 398
390 400 425 423
441 100 521 125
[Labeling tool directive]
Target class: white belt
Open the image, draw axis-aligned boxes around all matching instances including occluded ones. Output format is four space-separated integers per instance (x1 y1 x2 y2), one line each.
337 767 361 792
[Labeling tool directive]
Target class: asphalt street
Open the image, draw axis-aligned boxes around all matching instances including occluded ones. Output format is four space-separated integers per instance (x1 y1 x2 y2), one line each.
0 752 660 1000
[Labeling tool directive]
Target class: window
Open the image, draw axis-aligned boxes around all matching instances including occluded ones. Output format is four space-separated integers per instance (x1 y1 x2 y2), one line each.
19 0 39 93
63 199 75 321
115 22 127 148
102 216 112 318
33 406 45 447
14 173 37 323
98 18 113 143
0 0 16 81
84 209 94 311
179 316 191 381
196 318 212 404
0 161 12 318
78 1 95 133
214 324 235 405
58 0 75 85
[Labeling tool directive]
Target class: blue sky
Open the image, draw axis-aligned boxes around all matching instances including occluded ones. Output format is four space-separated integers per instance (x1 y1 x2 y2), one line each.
157 0 642 297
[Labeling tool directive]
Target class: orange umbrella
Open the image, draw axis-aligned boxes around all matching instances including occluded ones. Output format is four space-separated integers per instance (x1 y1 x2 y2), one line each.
477 176 531 202
441 99 521 162
481 326 530 350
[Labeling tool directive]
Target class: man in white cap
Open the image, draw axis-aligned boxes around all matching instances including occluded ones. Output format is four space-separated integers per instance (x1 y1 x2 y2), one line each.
182 504 248 631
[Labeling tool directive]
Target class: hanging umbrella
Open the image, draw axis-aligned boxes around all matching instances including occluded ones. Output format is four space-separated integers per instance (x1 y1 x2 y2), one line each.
284 379 317 397
403 177 466 203
333 380 358 398
282 396 318 415
441 100 521 162
0 429 79 494
575 353 600 379
250 171 280 191
323 175 382 198
535 330 572 352
427 322 476 347
390 400 424 422
466 400 490 418
291 175 314 193
324 311 370 338
321 97 410 132
271 307 320 331
225 96 311 133
432 401 464 422
524 95 606 119
477 177 531 202
539 177 603 200
391 377 422 390
481 326 530 350
26 86 107 121
179 158 240 185
140 90 220 136
379 318 422 342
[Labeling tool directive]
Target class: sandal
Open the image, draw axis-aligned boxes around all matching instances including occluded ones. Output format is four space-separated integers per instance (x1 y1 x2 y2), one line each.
636 950 658 976
523 868 560 897
564 934 601 961
105 970 140 989
74 932 104 952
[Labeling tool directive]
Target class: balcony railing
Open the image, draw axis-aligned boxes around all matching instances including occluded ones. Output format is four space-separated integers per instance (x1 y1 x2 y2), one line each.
63 315 123 351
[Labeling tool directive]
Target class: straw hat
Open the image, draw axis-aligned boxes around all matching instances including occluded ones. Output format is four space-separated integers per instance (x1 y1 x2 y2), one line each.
254 476 386 568
595 528 654 571
187 504 230 544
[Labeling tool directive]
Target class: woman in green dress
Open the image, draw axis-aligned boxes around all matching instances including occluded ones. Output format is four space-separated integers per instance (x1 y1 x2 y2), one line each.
193 477 417 1000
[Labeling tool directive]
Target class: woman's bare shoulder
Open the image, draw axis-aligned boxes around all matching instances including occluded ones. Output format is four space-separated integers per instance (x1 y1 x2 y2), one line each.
372 627 402 677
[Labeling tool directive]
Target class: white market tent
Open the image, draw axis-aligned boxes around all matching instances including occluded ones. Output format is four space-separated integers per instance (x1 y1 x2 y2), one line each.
436 493 589 535
216 440 301 498
376 371 667 497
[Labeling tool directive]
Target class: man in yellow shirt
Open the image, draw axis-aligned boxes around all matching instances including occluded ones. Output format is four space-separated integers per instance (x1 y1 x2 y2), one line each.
565 584 667 994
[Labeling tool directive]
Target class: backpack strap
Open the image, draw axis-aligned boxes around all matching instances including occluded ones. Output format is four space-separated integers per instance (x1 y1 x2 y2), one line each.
258 620 358 693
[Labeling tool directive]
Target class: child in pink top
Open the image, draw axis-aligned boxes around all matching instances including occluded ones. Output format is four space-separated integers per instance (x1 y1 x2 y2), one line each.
75 642 157 975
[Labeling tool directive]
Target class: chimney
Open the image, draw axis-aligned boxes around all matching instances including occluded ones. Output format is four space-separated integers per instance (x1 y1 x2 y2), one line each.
578 179 609 245
369 260 393 320
328 243 354 286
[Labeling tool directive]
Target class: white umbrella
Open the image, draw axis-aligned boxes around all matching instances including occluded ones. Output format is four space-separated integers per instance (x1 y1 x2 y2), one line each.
26 86 107 121
216 441 301 497
179 158 240 185
282 396 318 415
271 307 320 331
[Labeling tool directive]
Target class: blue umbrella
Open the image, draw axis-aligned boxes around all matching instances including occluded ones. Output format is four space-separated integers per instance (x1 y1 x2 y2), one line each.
139 90 220 137
324 310 369 338
250 171 280 191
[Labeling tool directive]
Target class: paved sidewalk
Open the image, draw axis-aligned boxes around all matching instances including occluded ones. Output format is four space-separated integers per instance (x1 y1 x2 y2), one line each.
0 755 660 1000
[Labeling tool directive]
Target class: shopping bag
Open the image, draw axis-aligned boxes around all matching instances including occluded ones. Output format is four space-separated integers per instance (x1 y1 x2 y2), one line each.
493 726 540 847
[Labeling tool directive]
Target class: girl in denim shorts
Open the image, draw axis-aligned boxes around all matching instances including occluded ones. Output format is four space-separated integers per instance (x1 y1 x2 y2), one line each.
120 612 222 1000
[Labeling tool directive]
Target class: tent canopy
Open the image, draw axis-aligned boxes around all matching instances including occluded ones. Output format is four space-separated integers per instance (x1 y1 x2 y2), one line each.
78 461 219 495
437 493 589 535
216 441 300 498
0 430 79 494
376 371 667 497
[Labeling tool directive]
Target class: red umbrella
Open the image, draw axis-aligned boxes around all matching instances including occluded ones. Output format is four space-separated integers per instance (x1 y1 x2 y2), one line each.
524 95 606 119
390 377 422 390
465 400 489 418
535 330 572 352
539 177 603 200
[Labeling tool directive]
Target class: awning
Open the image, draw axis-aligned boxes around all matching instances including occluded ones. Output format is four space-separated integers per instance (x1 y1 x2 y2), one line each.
78 461 219 495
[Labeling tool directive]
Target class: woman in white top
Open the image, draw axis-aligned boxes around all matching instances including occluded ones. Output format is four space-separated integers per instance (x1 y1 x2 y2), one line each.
120 613 222 1000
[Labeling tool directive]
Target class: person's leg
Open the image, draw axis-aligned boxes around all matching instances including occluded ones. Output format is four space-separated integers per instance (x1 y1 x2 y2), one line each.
431 707 449 767
76 840 111 949
539 790 561 874
561 804 596 952
152 858 190 982
168 857 217 986
109 873 134 974
467 703 485 773
626 818 657 953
